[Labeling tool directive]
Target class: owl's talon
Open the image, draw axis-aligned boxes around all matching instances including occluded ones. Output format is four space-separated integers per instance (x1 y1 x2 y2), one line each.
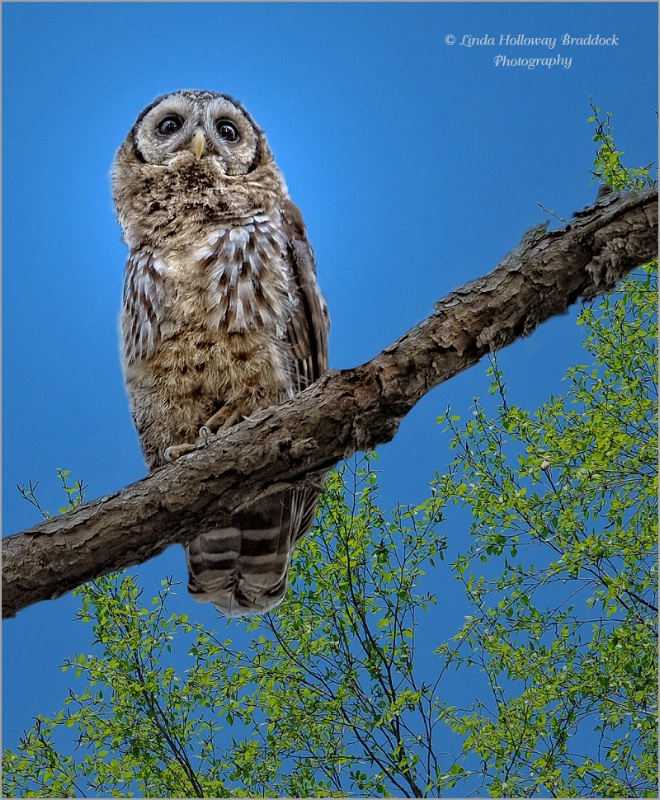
164 442 198 462
219 410 243 430
201 408 243 435
199 426 211 445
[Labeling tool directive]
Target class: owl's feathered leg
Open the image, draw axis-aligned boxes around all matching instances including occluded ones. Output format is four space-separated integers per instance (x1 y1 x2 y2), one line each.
163 405 243 462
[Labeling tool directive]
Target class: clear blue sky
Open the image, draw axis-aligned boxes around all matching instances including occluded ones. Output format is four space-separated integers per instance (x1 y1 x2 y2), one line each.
3 0 657 772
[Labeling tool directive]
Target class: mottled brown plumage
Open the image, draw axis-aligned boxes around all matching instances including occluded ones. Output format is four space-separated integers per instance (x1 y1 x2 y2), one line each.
112 90 329 616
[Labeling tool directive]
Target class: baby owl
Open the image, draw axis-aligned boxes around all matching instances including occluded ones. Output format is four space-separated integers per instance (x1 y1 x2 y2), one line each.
112 90 329 616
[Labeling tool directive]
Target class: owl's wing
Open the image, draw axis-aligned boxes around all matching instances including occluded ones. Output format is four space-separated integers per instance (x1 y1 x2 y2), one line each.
278 200 331 553
121 248 168 368
281 199 330 392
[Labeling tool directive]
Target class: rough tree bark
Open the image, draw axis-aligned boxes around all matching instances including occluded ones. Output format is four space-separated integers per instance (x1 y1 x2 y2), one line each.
3 187 657 618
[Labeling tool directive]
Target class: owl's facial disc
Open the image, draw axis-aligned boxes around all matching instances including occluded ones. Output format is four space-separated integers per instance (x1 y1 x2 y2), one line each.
133 92 260 175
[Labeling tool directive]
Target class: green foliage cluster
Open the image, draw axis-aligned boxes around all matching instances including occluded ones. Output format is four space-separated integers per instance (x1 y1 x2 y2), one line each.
3 109 657 798
588 98 655 190
436 271 657 795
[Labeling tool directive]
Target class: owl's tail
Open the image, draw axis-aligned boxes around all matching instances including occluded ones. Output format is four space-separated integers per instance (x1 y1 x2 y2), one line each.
185 487 318 616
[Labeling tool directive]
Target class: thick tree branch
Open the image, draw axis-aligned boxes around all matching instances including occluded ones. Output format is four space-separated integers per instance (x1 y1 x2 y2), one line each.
3 187 657 618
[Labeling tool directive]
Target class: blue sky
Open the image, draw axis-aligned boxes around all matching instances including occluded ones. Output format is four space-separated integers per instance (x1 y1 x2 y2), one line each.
3 0 657 776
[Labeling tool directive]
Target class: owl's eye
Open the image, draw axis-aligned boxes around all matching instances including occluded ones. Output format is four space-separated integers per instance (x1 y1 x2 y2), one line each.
216 120 239 142
156 115 184 136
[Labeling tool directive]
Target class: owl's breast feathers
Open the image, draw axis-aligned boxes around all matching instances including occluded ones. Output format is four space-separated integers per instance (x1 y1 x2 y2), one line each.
197 213 292 335
121 208 303 468
121 210 293 369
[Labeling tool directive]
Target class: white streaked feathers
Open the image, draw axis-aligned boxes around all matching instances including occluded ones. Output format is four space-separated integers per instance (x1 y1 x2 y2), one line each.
202 214 292 335
121 250 167 366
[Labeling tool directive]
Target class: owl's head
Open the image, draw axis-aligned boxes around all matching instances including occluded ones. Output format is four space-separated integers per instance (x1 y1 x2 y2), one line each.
128 89 265 174
113 91 287 248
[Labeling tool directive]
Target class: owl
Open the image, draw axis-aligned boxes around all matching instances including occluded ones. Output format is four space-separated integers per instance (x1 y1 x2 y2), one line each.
112 90 329 616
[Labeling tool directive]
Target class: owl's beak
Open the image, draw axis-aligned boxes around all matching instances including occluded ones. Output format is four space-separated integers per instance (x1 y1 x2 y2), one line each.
191 130 206 160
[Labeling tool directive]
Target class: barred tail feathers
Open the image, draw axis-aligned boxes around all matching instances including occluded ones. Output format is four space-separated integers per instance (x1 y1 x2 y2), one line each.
185 487 319 616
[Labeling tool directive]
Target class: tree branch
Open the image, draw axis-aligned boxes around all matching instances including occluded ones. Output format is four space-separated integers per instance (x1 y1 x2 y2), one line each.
3 187 657 618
